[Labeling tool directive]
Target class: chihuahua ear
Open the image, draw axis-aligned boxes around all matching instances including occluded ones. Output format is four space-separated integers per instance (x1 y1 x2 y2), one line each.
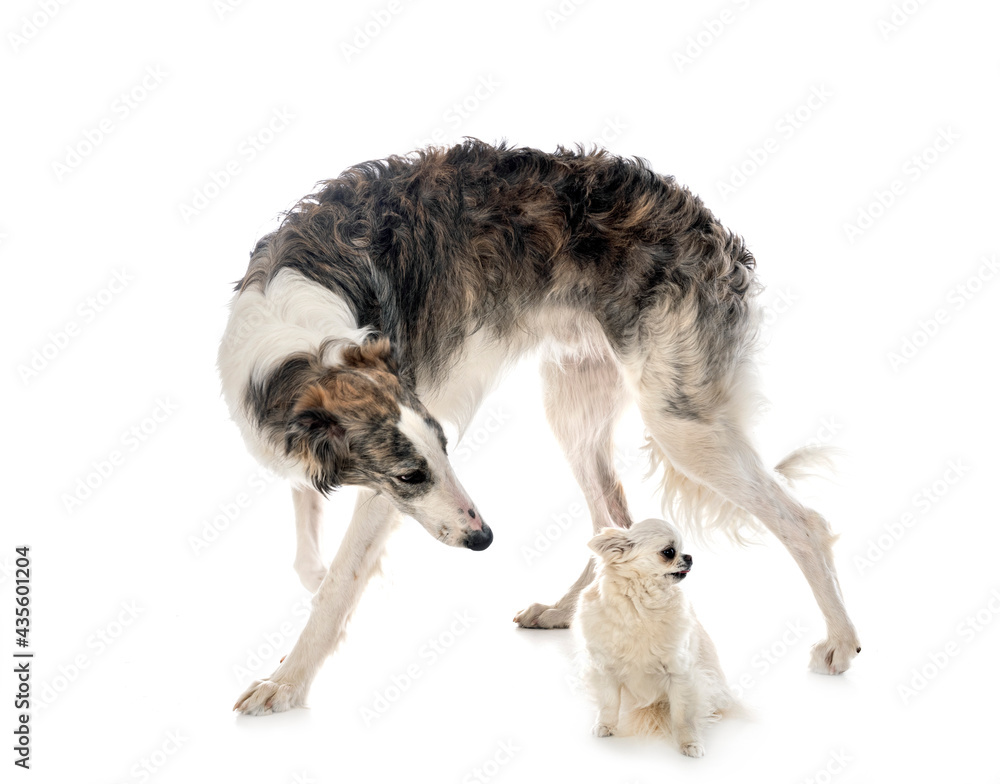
285 383 350 494
588 527 634 560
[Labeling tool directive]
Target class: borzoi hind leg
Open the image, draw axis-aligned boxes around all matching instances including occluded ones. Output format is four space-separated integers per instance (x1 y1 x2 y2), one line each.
639 400 860 673
514 354 633 629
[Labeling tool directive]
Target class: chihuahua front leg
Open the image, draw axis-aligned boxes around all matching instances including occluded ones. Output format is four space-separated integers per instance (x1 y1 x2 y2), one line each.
589 670 622 737
667 676 704 757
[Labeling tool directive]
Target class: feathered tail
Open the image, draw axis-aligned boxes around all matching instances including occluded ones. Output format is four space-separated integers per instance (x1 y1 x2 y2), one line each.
646 440 839 545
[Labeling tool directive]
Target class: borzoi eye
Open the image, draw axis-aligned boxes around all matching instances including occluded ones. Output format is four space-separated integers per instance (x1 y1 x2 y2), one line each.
397 470 427 484
661 547 676 560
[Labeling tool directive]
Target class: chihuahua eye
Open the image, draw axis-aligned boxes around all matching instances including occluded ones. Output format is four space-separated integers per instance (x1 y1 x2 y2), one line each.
396 470 427 485
661 547 676 560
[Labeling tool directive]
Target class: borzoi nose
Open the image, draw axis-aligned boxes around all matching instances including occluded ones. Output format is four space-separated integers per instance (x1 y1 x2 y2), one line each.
464 521 493 551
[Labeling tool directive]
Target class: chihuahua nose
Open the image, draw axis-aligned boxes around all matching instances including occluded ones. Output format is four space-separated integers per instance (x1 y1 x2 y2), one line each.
682 554 693 567
463 522 493 551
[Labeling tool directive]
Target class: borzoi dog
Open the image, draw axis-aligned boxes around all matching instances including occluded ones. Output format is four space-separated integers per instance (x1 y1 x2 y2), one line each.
218 140 860 715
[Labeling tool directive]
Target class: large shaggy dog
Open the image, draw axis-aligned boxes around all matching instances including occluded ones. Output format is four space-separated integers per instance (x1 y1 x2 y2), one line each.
218 140 860 715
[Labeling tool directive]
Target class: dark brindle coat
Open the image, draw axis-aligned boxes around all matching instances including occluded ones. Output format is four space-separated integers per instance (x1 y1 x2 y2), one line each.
222 140 859 717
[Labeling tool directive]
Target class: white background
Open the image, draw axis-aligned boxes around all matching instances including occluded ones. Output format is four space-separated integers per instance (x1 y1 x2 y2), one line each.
3 0 999 781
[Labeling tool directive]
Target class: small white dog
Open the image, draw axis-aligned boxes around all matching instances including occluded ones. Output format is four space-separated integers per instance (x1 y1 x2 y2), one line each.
577 518 733 757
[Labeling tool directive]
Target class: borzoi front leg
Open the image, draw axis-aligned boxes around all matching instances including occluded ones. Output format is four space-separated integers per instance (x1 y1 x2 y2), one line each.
234 490 400 715
292 485 327 593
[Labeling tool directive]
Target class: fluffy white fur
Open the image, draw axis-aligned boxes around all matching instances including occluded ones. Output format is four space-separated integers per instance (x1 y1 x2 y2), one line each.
577 519 734 758
218 268 370 480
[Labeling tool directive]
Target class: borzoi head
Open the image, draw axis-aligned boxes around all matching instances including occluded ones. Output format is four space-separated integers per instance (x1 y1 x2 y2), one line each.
284 337 492 550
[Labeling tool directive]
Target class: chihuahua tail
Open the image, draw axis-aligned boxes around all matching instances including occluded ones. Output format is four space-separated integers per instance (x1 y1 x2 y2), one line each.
621 702 672 737
623 698 738 738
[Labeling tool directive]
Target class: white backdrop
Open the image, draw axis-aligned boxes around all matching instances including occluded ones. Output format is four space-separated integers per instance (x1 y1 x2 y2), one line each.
4 0 999 781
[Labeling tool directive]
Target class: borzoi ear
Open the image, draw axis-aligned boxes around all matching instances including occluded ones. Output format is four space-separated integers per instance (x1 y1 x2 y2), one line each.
588 527 634 561
285 383 351 494
341 335 398 374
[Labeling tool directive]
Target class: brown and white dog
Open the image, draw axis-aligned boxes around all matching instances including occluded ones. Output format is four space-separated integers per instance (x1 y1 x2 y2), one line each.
218 140 860 715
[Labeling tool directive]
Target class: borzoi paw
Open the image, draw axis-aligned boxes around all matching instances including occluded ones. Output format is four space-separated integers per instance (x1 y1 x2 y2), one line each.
233 677 307 716
809 637 861 675
513 602 572 629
